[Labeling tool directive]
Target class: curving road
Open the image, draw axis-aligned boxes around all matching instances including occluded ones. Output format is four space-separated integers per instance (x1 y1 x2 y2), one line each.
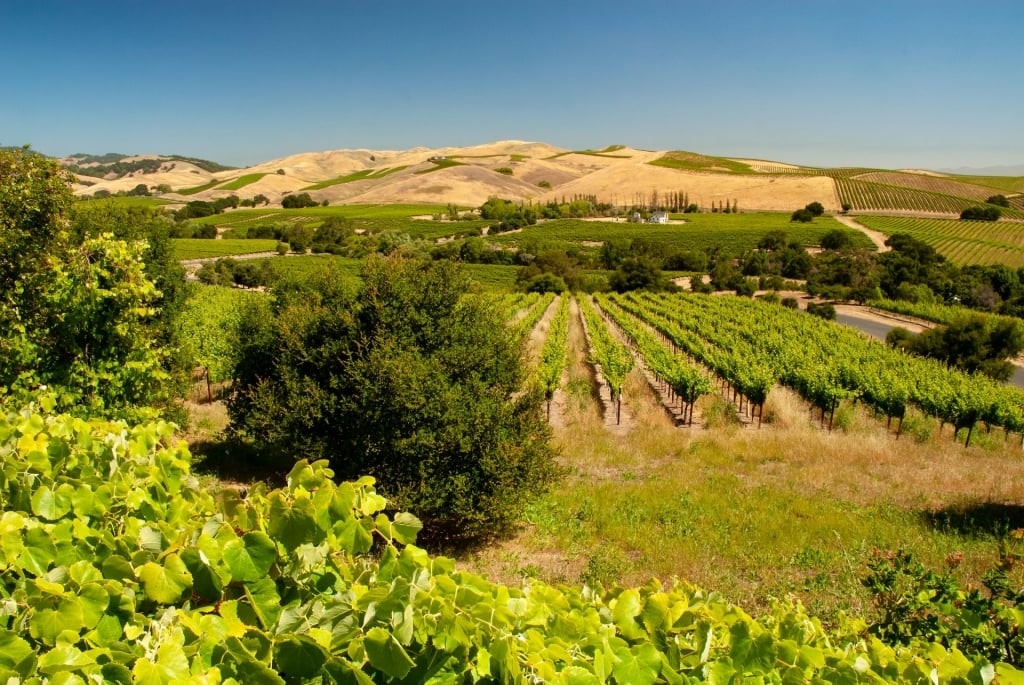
833 214 891 252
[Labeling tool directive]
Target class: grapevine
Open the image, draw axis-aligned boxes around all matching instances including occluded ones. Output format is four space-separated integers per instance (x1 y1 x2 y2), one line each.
595 294 713 425
536 295 570 419
579 295 634 424
1 400 1021 682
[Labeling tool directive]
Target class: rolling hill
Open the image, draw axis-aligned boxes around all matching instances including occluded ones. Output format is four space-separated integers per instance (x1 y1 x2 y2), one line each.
65 142 1024 217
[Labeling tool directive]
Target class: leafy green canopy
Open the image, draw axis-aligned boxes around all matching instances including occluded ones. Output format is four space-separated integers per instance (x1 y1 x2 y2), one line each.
228 255 559 536
0 148 172 418
1 401 1017 683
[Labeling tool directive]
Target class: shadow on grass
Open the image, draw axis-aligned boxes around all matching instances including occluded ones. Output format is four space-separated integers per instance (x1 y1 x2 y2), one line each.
188 436 289 489
188 437 513 556
923 502 1024 538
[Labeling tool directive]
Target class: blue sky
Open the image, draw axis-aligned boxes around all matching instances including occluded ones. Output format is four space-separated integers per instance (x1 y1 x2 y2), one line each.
2 0 1022 170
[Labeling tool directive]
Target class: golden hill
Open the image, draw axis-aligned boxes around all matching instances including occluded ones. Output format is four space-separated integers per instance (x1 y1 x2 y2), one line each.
69 141 1022 215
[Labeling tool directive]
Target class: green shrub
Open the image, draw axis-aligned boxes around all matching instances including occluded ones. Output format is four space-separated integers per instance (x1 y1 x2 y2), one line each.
228 256 559 537
806 301 836 320
791 208 814 223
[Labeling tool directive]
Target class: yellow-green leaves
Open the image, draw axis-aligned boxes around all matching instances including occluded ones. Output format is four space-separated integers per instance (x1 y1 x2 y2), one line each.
364 626 416 679
137 554 193 604
223 532 277 583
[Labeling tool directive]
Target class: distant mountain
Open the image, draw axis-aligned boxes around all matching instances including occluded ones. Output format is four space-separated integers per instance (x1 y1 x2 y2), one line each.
938 164 1024 177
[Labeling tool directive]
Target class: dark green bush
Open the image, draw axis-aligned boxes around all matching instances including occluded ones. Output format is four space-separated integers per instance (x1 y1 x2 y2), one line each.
228 256 559 537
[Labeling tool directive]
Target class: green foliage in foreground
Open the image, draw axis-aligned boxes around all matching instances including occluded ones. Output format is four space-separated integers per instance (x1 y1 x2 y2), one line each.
1 148 172 420
1 402 1018 683
865 548 1024 667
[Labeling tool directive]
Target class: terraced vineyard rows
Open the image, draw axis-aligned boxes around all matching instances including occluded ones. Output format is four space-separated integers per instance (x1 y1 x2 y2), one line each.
855 171 1007 201
536 295 570 418
578 296 634 424
834 176 987 215
868 298 1022 329
593 295 713 425
510 292 555 341
609 294 778 425
613 292 1024 444
857 215 1024 267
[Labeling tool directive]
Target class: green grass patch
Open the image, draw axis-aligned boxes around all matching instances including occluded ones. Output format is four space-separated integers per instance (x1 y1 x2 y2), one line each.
303 166 408 190
547 148 632 160
648 151 756 174
217 173 269 191
188 203 456 227
176 179 222 195
415 158 467 174
487 213 872 257
462 263 519 291
468 401 1024 620
75 196 172 208
172 239 279 260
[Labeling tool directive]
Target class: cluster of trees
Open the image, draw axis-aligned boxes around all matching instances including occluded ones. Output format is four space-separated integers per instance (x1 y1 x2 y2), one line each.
809 232 1024 315
887 314 1024 381
791 201 825 223
627 189 696 213
479 197 539 232
173 195 242 221
169 223 217 238
961 206 1002 221
196 258 277 288
281 192 322 209
239 193 270 207
65 153 234 178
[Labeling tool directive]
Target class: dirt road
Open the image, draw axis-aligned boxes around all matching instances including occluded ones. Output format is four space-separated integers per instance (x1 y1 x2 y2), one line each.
834 214 890 252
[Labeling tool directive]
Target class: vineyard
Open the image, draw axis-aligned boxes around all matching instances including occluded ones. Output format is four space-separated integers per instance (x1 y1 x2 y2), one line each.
868 298 1022 329
856 215 1024 267
833 176 1007 215
557 292 1024 445
854 171 1011 202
